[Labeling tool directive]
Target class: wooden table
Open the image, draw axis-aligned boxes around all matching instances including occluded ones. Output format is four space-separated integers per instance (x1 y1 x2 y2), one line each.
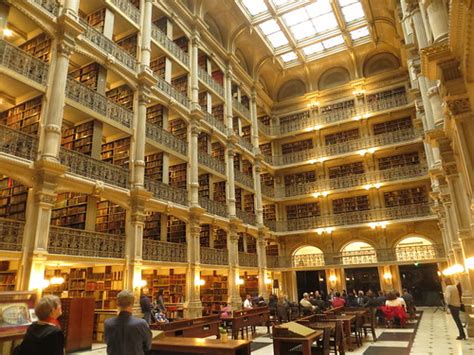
273 328 324 355
150 336 251 355
333 314 356 351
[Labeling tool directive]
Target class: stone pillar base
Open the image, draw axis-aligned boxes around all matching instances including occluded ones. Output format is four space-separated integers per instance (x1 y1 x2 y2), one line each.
183 300 203 319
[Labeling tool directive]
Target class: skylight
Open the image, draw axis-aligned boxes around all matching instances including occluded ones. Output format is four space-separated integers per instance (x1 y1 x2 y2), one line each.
281 52 298 62
242 0 267 16
350 27 370 40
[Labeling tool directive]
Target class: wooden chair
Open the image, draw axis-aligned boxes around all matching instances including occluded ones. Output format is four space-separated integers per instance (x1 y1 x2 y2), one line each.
361 307 377 342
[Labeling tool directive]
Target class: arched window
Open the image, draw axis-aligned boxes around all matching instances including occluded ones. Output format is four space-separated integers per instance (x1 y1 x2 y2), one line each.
292 246 325 268
341 241 377 265
396 235 436 261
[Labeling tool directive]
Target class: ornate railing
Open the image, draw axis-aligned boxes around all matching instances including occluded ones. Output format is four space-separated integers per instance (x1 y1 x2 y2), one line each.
155 75 191 109
267 255 291 269
150 25 189 67
239 252 258 267
198 152 225 175
110 0 140 25
0 218 24 251
292 254 325 268
341 250 378 265
396 244 443 261
366 92 408 113
142 238 187 262
66 78 132 128
320 105 357 124
201 247 228 265
234 170 254 189
237 136 254 153
236 209 257 226
144 177 188 206
202 111 228 136
261 184 275 198
48 226 125 258
0 39 49 85
233 99 251 119
79 18 137 71
257 121 272 136
199 196 227 218
198 68 225 97
0 125 38 161
59 148 129 188
30 0 60 16
146 123 187 156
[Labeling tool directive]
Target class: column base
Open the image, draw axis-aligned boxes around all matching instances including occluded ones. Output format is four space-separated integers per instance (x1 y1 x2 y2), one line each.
183 300 203 319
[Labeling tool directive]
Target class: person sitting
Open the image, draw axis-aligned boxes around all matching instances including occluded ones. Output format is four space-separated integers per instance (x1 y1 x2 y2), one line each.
357 290 367 306
402 289 415 319
363 290 379 308
346 291 358 307
243 294 253 309
331 292 346 308
257 296 267 307
277 295 290 322
300 292 316 314
382 291 408 327
220 303 232 318
311 294 327 311
395 291 407 310
268 293 278 317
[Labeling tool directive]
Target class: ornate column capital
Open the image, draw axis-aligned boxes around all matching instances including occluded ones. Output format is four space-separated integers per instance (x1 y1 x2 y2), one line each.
191 32 201 47
427 85 440 98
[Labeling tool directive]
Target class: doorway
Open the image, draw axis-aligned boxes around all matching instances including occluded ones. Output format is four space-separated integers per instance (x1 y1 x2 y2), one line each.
296 270 327 300
399 263 442 306
344 267 380 293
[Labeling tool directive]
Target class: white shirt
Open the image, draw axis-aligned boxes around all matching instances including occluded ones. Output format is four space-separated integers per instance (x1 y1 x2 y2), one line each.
445 285 461 307
300 298 315 310
397 297 407 309
385 299 403 307
243 299 253 309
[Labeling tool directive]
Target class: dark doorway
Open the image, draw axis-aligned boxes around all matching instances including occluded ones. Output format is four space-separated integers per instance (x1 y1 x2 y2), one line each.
344 267 380 293
399 263 443 306
296 270 327 300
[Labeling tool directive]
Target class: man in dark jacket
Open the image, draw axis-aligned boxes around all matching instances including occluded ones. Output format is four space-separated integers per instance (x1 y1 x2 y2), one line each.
105 290 152 355
140 287 152 324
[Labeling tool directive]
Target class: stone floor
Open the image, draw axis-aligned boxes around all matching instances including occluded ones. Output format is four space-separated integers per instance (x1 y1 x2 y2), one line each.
71 307 474 355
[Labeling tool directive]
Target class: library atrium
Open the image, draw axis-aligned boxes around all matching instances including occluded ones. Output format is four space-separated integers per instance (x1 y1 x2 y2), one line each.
0 0 473 354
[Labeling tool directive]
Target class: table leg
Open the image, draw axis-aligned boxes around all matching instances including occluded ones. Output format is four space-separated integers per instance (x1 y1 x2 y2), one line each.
303 340 312 355
345 321 353 351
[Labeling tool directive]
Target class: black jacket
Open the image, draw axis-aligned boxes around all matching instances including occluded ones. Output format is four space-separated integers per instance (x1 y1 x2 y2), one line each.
15 322 64 355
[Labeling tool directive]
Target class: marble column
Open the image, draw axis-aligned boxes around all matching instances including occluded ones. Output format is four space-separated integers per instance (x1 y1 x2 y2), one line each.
425 0 449 43
427 85 445 127
188 121 200 207
228 224 242 310
226 144 237 217
184 214 203 318
253 160 264 226
257 232 269 300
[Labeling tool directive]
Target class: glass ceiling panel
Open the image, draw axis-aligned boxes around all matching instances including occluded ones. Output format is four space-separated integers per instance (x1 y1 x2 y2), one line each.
259 19 280 35
281 52 298 62
242 0 268 16
350 27 369 40
303 42 324 55
312 12 338 32
340 2 365 23
267 31 289 47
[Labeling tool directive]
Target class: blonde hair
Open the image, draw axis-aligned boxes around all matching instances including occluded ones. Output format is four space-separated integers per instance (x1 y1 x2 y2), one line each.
35 295 60 321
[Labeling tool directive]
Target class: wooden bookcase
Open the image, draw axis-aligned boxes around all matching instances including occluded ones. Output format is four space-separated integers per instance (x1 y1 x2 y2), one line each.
281 139 313 155
261 173 274 187
101 137 130 168
212 105 224 121
147 104 164 127
213 181 226 203
325 128 359 146
259 143 272 156
169 163 187 189
328 162 364 179
0 177 27 220
200 224 210 248
86 8 106 32
241 96 250 109
198 132 209 153
246 235 257 254
263 204 276 221
235 188 242 210
259 115 271 126
238 233 244 252
212 142 225 161
145 152 164 181
242 160 253 176
0 261 16 291
214 229 227 249
242 125 251 141
284 171 316 186
142 269 186 304
61 121 94 155
212 70 224 86
240 273 258 298
144 212 161 240
106 85 134 110
199 92 208 108
167 216 186 243
169 119 187 141
233 153 241 171
286 202 320 220
0 96 43 135
373 116 412 135
232 117 240 135
69 63 100 90
19 33 52 62
116 33 138 57
378 152 420 170
320 99 355 117
173 36 189 53
198 174 210 198
279 111 310 126
153 17 168 33
266 243 279 256
384 186 428 207
95 201 126 235
198 55 207 70
171 75 188 96
51 193 88 229
244 194 254 213
332 195 370 214
150 56 166 79
200 272 228 315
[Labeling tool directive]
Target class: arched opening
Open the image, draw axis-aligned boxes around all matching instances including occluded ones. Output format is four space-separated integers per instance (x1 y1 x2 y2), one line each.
277 79 307 101
341 241 377 265
318 67 351 90
293 246 324 268
363 53 400 77
396 235 436 262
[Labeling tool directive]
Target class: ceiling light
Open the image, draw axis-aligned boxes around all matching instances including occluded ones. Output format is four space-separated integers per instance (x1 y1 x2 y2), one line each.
281 52 298 62
3 28 13 37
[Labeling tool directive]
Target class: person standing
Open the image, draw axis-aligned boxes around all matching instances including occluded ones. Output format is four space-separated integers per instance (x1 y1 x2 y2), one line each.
140 287 152 324
105 290 152 355
444 278 466 340
14 295 64 355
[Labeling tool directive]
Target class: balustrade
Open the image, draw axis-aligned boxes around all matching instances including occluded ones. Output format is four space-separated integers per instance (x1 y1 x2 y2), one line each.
30 0 59 16
110 0 140 25
234 170 254 190
233 99 251 119
292 254 325 268
366 91 408 112
0 125 37 161
396 244 442 261
142 239 187 262
48 226 125 259
236 209 257 226
198 68 225 97
150 25 189 67
261 184 275 198
155 75 191 109
340 250 378 265
144 177 188 206
237 136 254 153
198 196 228 218
239 252 258 267
146 123 187 156
202 111 228 136
257 121 272 136
200 247 228 265
0 218 24 251
198 152 226 175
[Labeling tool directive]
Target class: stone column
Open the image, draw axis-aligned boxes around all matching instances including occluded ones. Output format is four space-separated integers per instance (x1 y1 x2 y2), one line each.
228 224 242 310
188 120 200 207
132 87 149 188
425 0 449 43
253 160 264 226
190 32 200 108
224 66 234 129
184 212 203 318
250 90 259 148
427 85 445 127
0 2 9 39
226 143 237 217
257 232 269 299
140 0 153 68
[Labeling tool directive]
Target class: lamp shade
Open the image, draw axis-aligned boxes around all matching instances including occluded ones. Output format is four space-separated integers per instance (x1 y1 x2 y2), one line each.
273 279 279 289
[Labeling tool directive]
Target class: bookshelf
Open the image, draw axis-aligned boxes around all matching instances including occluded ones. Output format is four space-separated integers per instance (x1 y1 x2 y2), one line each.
0 177 27 220
171 75 188 96
144 212 161 240
259 143 272 157
116 33 138 57
373 116 412 135
328 162 364 179
212 142 225 161
19 33 52 62
263 204 276 221
101 137 130 168
200 272 228 315
0 261 16 291
142 269 186 305
233 153 241 172
320 99 355 117
213 181 226 203
69 63 100 90
212 105 224 121
259 115 271 126
153 17 168 33
167 216 186 244
106 85 134 110
325 128 359 146
266 243 279 256
242 125 251 141
286 202 320 220
366 87 406 105
240 273 258 298
281 139 313 155
261 173 274 187
384 186 428 207
145 153 164 181
212 70 224 86
86 8 106 32
51 193 88 229
198 55 207 70
173 36 189 53
242 160 253 176
332 195 370 214
232 117 240 135
0 96 43 135
198 174 210 198
147 104 164 127
235 188 242 210
244 194 254 213
200 224 210 248
378 152 420 170
95 200 126 235
241 96 250 109
199 92 208 108
279 111 310 126
150 56 166 79
61 121 94 155
198 132 209 153
169 163 187 189
169 119 187 141
214 229 227 249
284 171 316 186
246 235 257 254
238 233 244 252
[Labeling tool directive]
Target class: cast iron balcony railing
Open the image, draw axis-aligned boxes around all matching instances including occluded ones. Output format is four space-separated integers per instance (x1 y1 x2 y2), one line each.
340 249 378 265
234 170 254 190
59 148 129 189
233 99 251 119
239 252 258 267
144 177 188 206
366 91 408 113
199 196 228 218
198 68 225 98
198 152 226 175
292 253 325 268
201 247 229 265
0 39 49 86
237 136 254 154
110 0 140 25
236 209 257 226
202 111 228 136
142 239 187 262
146 123 187 156
267 255 291 269
150 25 189 67
79 18 137 72
0 125 38 161
257 121 272 136
48 226 125 259
154 75 191 109
395 244 442 262
261 184 275 198
29 0 60 16
66 78 132 128
0 218 24 251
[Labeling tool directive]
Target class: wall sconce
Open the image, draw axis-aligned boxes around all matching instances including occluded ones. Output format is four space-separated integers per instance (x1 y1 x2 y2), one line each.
315 228 324 235
442 264 464 276
328 275 337 283
198 279 205 286
308 159 317 164
369 222 377 230
37 279 50 289
308 101 319 109
312 192 321 198
352 89 366 97
50 277 65 285
264 277 272 285
237 278 245 285
383 272 392 280
374 183 381 189
318 157 327 163
367 148 376 154
363 184 372 190
358 149 367 156
321 191 329 197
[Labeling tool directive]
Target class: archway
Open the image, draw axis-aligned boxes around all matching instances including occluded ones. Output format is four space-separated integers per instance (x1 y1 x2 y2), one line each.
293 246 325 268
396 235 436 262
341 241 377 265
